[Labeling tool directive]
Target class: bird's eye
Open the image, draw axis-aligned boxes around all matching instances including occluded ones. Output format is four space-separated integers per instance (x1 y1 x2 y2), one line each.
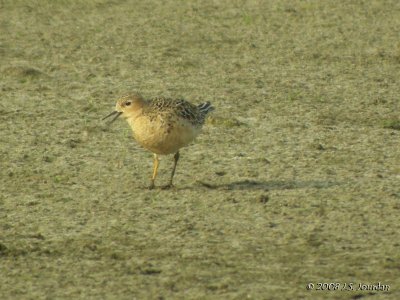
125 101 132 106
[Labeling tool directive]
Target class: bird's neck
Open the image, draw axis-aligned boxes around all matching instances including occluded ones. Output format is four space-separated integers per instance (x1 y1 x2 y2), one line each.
124 100 147 126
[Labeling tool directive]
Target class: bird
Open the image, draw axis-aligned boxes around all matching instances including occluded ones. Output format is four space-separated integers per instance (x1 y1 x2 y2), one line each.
103 93 214 189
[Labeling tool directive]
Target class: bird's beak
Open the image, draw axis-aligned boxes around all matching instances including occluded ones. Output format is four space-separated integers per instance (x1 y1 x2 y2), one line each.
102 111 122 124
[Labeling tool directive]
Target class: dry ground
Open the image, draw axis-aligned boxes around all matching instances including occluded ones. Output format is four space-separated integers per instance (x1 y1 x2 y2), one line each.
1 1 399 299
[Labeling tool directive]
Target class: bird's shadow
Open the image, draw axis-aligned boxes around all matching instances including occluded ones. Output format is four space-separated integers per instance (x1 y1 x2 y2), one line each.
195 179 340 191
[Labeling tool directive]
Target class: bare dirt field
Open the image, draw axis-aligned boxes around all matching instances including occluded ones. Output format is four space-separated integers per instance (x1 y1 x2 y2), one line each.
1 1 399 299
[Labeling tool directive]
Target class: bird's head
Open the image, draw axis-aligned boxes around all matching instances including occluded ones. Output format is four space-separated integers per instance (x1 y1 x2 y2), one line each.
103 93 145 124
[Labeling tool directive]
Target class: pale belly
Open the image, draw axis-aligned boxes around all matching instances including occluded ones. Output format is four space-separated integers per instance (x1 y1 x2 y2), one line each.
129 115 201 155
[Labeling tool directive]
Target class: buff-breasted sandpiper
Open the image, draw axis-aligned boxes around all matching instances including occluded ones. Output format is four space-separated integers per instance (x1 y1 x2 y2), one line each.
103 93 214 189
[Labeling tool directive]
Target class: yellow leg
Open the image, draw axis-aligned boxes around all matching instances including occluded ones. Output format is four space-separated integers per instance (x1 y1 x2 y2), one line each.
149 154 159 189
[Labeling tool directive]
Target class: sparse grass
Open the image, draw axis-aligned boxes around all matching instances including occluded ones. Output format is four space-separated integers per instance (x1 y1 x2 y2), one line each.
206 116 246 127
1 0 400 299
383 119 400 130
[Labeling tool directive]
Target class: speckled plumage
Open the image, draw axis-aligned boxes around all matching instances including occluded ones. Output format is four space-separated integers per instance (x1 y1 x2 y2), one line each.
144 97 210 127
103 93 214 189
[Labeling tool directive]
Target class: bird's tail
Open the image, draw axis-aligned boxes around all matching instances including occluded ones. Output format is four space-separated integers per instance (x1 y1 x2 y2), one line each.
197 101 214 116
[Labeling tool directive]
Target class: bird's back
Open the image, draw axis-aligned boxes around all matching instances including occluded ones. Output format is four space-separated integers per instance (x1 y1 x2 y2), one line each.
143 97 213 126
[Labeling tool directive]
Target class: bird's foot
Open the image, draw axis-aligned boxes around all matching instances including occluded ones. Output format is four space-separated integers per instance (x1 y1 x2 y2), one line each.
161 183 174 190
147 181 155 190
